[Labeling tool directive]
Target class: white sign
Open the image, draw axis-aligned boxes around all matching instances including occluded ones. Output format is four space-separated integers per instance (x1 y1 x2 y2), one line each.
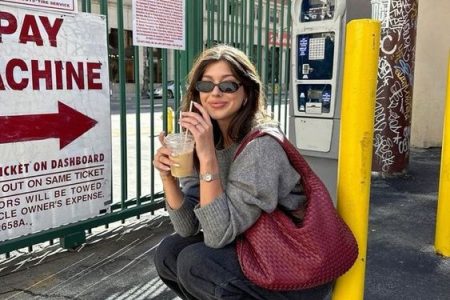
0 7 111 242
0 0 78 14
132 0 185 50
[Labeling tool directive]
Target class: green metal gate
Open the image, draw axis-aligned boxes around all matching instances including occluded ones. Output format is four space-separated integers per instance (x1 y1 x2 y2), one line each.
0 0 292 258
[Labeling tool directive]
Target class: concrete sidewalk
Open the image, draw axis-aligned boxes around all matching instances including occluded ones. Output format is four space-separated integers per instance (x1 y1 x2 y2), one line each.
1 147 450 299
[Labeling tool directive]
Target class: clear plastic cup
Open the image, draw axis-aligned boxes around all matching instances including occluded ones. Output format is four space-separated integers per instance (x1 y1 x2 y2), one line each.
164 133 195 177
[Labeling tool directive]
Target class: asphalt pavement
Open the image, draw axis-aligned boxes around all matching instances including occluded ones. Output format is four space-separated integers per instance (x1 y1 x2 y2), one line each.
365 147 450 300
1 147 450 299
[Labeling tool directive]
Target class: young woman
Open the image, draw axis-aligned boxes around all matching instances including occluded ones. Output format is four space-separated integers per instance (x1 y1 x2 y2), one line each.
153 45 332 299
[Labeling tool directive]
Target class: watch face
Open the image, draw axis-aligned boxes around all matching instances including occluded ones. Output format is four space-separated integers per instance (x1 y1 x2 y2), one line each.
200 172 218 181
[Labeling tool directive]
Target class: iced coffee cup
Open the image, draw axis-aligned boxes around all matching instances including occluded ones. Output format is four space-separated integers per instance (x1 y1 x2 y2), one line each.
164 133 195 177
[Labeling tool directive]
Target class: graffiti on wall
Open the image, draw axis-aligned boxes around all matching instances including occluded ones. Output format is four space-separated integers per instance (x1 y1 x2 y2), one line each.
371 0 418 173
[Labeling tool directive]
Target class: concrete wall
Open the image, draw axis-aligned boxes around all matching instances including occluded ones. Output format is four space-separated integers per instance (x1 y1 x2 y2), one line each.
411 0 450 148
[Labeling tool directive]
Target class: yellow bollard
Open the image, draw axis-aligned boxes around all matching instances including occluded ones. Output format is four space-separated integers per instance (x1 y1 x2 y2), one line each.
435 53 450 257
166 107 174 134
332 19 381 300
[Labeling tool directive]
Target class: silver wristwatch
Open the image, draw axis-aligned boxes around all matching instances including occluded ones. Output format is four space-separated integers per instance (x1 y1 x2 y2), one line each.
199 172 219 182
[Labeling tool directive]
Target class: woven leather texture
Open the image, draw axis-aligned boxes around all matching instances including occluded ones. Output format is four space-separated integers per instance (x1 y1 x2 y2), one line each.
235 128 358 291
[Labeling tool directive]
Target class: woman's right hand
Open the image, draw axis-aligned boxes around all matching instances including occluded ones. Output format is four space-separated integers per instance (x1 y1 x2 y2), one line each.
153 132 173 178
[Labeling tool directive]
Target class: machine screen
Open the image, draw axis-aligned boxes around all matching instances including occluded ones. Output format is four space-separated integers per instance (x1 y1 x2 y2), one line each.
301 0 335 22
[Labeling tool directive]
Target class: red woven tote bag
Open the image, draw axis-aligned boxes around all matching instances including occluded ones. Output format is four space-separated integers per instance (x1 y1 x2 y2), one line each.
234 128 358 291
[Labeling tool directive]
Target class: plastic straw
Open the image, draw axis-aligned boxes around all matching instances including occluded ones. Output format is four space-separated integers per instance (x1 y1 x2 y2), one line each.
184 101 194 142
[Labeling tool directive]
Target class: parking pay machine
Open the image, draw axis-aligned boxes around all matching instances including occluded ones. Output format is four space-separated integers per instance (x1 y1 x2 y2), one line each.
289 0 371 201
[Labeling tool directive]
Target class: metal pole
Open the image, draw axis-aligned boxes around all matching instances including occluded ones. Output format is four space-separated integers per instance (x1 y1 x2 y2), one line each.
207 0 212 47
435 52 450 257
256 0 263 74
181 1 203 84
263 3 270 87
248 0 255 60
117 0 128 205
134 46 141 204
283 0 291 134
162 49 168 133
371 0 419 175
333 19 381 300
148 48 155 204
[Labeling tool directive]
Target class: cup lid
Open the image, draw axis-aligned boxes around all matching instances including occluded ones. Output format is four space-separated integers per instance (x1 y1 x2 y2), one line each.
165 133 195 144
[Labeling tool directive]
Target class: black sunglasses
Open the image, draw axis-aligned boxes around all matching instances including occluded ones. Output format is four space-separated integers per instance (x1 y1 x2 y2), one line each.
195 81 242 93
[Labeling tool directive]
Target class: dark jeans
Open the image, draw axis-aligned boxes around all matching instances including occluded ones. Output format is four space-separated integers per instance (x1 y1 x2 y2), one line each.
154 233 332 300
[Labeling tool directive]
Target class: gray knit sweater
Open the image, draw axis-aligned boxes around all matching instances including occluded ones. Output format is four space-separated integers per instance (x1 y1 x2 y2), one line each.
167 130 303 248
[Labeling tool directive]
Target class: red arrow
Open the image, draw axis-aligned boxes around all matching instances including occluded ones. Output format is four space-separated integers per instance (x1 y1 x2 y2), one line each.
0 101 97 149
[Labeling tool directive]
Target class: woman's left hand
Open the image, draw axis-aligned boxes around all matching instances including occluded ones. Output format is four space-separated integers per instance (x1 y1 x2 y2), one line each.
180 101 216 161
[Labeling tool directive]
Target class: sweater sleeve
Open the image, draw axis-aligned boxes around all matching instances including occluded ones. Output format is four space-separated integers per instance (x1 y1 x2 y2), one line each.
166 175 201 237
194 135 300 248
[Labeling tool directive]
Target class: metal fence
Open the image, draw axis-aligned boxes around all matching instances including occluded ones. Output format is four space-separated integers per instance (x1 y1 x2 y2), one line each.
0 0 292 258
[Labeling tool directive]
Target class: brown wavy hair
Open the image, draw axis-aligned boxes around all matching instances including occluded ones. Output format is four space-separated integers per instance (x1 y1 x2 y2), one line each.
181 44 271 146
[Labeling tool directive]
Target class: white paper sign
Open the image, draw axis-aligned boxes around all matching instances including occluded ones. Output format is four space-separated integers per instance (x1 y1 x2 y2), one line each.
0 6 111 242
0 0 78 14
132 0 185 50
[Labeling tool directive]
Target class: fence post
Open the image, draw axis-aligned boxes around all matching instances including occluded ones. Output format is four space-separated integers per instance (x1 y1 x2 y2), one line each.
60 231 86 249
180 1 204 84
332 19 381 300
435 53 450 257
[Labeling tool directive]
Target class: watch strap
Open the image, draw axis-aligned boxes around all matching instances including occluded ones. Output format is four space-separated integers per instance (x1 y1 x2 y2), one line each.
199 172 220 182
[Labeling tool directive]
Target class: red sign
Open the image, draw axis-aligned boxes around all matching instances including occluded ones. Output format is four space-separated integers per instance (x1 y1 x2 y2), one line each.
268 31 290 47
